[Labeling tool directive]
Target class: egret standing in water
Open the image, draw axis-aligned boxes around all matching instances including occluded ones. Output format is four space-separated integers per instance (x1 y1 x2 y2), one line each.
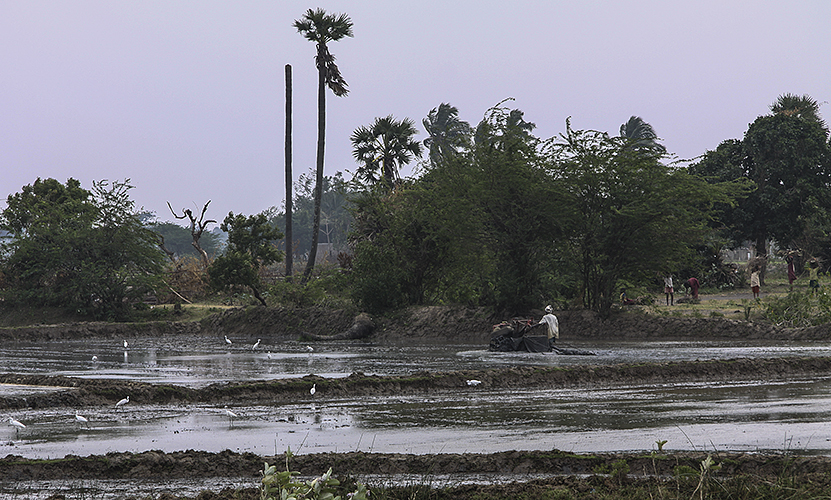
75 413 90 428
115 396 129 409
224 406 238 426
224 335 232 345
9 417 25 437
310 383 316 396
123 340 128 349
252 339 261 350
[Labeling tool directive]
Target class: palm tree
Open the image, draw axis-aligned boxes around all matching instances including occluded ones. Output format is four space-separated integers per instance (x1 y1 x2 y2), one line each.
351 115 423 188
423 103 472 167
293 8 353 280
770 93 828 135
619 116 666 154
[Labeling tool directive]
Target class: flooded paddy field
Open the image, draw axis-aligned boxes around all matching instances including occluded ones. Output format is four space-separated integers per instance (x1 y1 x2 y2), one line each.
3 335 831 385
3 336 831 458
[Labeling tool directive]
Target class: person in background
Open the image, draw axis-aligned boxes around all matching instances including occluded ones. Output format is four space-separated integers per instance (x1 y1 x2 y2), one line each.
809 260 820 295
539 305 559 347
686 277 700 300
750 266 761 299
620 289 636 305
786 254 797 291
663 274 674 306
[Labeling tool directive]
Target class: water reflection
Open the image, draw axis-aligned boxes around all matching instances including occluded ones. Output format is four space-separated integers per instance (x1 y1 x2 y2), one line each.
3 337 831 387
3 337 831 458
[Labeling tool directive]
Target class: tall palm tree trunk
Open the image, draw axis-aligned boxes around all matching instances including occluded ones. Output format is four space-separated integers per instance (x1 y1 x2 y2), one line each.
284 64 293 280
303 63 326 281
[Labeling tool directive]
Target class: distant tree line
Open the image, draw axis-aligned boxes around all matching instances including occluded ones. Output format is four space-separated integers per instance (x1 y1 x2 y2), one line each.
1 92 829 320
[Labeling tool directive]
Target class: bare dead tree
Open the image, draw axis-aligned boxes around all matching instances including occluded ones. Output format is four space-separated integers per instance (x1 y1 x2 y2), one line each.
168 201 216 269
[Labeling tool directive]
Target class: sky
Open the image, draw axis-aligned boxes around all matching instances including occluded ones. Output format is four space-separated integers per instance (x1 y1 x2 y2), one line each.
2 1 829 224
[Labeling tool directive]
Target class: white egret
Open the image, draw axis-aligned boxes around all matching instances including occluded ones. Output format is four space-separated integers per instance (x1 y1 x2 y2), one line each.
9 417 25 436
223 406 238 426
123 340 128 349
466 379 482 386
75 413 89 428
115 396 130 409
310 383 316 396
224 335 232 345
252 339 261 350
305 345 314 352
91 355 98 362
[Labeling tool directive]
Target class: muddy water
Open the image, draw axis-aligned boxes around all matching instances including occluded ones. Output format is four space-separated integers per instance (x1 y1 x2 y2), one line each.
3 337 831 460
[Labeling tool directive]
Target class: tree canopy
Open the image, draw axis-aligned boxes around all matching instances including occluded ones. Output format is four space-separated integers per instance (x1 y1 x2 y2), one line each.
690 99 831 256
346 104 729 316
0 178 166 319
351 115 423 188
208 211 284 306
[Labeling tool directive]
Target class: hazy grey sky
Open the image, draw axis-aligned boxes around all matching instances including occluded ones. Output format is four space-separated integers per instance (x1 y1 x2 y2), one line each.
2 1 829 223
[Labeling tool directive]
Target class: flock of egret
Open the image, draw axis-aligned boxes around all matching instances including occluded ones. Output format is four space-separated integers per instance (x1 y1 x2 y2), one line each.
6 336 324 439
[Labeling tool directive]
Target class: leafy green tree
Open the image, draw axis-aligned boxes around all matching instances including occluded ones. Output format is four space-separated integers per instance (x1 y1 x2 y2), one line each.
348 176 488 312
293 8 353 281
742 113 831 256
209 212 283 306
351 115 423 188
692 95 831 259
0 178 166 319
546 121 730 316
423 103 472 167
687 139 754 246
469 104 560 312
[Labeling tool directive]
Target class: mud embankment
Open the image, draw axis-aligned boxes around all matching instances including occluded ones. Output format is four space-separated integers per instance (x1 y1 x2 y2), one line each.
3 448 831 498
2 305 830 343
1 448 827 481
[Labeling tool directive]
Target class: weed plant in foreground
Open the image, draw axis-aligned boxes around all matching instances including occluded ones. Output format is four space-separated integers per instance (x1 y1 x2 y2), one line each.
253 452 831 500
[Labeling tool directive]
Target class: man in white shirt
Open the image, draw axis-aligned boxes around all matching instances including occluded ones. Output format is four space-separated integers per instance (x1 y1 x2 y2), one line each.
539 305 559 346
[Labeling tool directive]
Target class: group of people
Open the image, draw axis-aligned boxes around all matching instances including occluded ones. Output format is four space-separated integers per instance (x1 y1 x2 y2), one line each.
660 274 699 306
658 255 823 305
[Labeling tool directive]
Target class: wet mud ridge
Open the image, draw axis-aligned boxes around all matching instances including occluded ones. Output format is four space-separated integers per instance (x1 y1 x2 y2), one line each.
3 449 831 498
2 355 831 409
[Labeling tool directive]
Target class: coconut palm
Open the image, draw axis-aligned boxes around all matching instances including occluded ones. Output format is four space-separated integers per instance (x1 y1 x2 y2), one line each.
351 115 423 188
423 103 472 167
293 8 353 280
619 116 666 154
770 93 828 135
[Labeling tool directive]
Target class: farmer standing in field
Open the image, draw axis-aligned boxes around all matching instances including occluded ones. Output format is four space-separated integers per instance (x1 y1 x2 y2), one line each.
539 305 559 347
